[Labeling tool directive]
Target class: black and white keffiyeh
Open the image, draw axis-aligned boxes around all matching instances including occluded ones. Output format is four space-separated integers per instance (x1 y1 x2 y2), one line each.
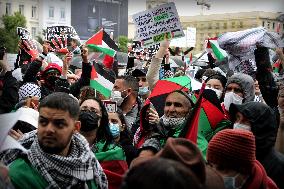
218 27 284 71
1 131 108 189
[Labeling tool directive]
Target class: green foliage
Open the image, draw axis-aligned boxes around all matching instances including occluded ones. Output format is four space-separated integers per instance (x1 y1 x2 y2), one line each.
117 35 130 53
0 12 26 53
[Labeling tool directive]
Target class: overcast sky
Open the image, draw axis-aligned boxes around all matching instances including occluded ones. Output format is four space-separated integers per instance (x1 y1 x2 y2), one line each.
128 0 284 16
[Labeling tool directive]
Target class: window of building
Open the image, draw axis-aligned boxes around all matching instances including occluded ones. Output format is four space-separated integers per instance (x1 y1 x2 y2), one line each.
6 3 11 15
19 5 24 15
216 23 220 29
60 8 65 19
262 21 265 27
272 22 275 29
32 6 37 18
31 27 36 38
208 23 212 29
240 21 243 28
232 21 236 28
49 7 54 18
267 21 270 29
223 22 227 29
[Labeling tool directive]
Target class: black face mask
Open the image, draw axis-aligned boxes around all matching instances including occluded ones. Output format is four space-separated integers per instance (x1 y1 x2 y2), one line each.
79 110 100 132
46 76 59 86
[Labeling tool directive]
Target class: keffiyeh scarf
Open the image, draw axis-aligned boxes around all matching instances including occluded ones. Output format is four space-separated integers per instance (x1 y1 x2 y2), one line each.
2 131 108 189
218 27 284 72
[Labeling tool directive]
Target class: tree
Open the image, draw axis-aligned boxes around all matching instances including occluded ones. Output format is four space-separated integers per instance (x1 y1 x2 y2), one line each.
0 12 26 53
117 35 130 53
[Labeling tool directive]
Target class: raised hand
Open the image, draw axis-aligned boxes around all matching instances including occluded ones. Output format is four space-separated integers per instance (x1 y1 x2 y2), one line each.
81 46 89 63
21 39 39 61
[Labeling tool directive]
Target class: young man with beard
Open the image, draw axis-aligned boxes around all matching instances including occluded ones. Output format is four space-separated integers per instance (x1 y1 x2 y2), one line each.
137 90 194 157
4 92 108 189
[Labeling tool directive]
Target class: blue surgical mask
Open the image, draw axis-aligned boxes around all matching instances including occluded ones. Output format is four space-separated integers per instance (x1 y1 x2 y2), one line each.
109 123 120 138
138 86 149 96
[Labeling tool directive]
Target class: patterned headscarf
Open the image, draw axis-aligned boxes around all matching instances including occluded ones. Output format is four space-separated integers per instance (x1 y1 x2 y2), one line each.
18 82 41 102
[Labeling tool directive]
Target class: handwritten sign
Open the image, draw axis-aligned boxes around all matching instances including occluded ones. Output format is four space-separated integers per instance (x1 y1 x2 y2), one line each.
132 2 184 47
46 25 79 41
45 25 80 54
17 27 31 40
186 27 196 47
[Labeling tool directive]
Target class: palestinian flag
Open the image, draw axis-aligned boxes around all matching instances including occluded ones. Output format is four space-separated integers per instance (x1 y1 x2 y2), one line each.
90 62 115 98
273 59 282 73
94 142 128 189
86 29 118 57
206 37 227 61
197 89 230 142
180 82 206 144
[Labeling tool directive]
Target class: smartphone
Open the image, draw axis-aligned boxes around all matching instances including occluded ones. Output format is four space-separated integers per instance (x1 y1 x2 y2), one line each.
102 100 117 113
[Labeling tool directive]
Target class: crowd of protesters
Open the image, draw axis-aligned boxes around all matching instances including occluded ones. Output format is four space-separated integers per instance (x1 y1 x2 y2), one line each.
0 25 284 189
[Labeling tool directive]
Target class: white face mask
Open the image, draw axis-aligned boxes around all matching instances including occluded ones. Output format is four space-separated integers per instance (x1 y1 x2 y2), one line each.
209 88 223 100
224 91 243 111
138 86 149 96
111 90 127 106
233 123 251 131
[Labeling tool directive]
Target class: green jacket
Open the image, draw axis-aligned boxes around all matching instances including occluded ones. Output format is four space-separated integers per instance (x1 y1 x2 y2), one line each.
9 158 98 189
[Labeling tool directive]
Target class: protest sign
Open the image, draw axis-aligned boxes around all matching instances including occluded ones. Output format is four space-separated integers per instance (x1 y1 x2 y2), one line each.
170 30 187 47
170 27 196 48
7 53 17 70
45 25 81 54
186 27 196 47
17 27 31 40
16 27 40 61
132 2 184 47
46 25 79 41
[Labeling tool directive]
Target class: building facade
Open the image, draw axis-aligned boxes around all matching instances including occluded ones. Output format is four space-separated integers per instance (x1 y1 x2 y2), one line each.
71 0 128 40
0 0 71 39
146 0 169 10
128 11 284 54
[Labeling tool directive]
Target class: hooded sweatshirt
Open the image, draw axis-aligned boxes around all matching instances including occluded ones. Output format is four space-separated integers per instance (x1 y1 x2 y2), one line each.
230 102 284 189
226 73 255 103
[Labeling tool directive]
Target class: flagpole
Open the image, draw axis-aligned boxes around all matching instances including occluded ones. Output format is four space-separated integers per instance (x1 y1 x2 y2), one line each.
190 51 206 65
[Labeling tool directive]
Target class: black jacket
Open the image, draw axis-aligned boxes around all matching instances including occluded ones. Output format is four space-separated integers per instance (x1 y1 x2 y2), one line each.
231 102 284 189
255 47 279 109
0 71 19 114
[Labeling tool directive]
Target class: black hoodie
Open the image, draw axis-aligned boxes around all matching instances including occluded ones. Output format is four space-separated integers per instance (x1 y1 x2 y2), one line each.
230 102 284 189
